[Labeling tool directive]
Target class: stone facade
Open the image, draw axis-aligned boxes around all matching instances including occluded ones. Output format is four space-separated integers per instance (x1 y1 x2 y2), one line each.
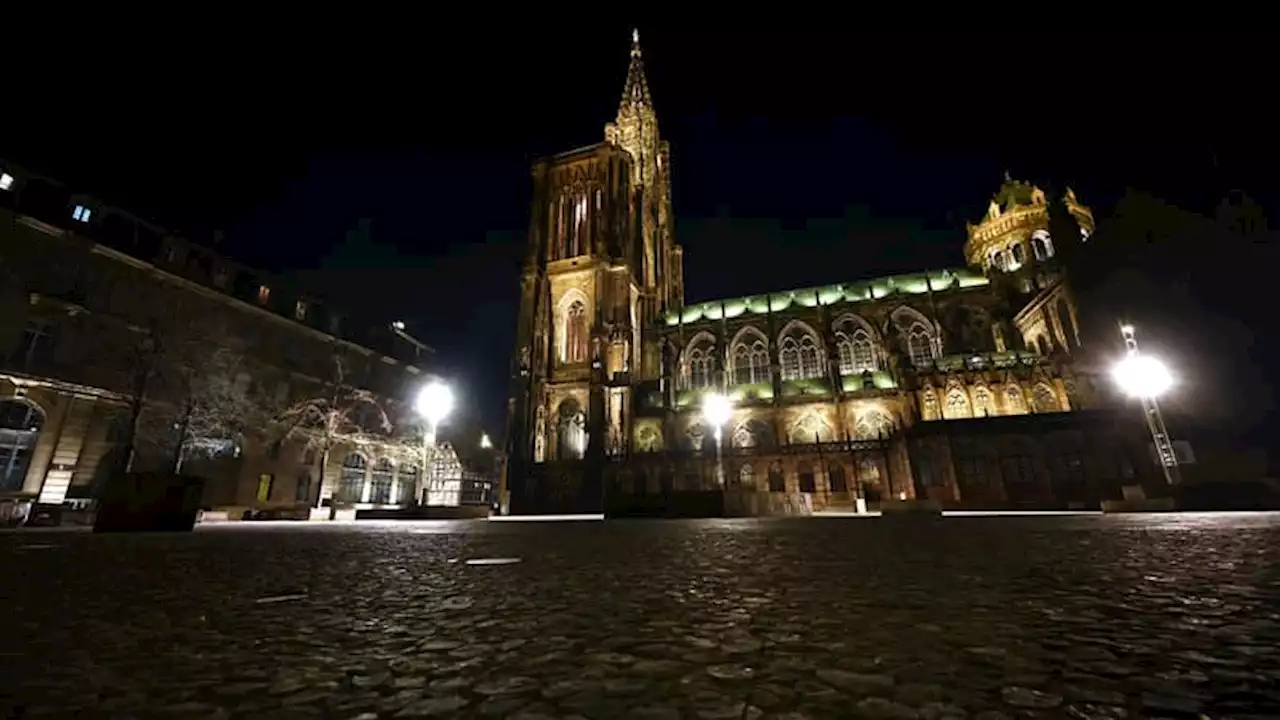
504 33 1155 515
0 160 435 521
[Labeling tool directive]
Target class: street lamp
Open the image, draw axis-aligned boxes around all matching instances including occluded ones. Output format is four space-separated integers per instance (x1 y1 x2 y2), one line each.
701 393 733 487
415 380 454 505
1112 324 1181 485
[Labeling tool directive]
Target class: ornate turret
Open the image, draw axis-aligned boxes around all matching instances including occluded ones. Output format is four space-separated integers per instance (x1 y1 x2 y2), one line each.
965 173 1095 276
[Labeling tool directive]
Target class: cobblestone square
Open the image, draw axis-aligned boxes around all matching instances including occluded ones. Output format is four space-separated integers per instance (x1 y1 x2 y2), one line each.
4 514 1280 718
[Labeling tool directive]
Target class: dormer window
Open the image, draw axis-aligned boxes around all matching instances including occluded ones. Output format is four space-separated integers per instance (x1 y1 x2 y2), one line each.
257 285 271 305
213 266 230 288
294 300 308 321
0 173 13 191
72 205 92 223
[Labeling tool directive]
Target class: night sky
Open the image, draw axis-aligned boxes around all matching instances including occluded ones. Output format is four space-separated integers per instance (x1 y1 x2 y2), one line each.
4 31 1275 439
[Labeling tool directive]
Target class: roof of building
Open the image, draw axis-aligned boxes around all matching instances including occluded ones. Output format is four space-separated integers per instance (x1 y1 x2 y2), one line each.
662 267 990 326
992 173 1043 211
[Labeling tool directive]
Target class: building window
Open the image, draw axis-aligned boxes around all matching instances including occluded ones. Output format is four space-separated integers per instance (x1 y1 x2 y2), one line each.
944 389 972 419
0 173 13 191
0 400 44 492
1031 230 1054 260
71 204 92 222
338 454 367 503
1032 383 1060 413
212 266 230 288
257 285 271 306
767 463 785 492
797 461 816 493
294 300 308 321
828 463 848 493
687 347 713 389
396 464 419 505
563 300 588 363
779 333 823 381
256 473 274 503
737 463 755 490
1004 385 1027 414
907 324 934 368
370 459 394 504
973 386 994 417
17 320 56 369
732 337 771 386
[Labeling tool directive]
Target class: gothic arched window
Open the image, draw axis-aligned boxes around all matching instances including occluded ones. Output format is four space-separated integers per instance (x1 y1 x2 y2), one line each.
729 328 770 385
738 463 756 490
1032 383 1060 413
944 389 973 419
1004 385 1027 414
564 300 588 364
779 338 801 381
907 324 935 368
973 386 994 417
834 316 879 375
687 347 713 389
921 390 940 421
778 322 824 381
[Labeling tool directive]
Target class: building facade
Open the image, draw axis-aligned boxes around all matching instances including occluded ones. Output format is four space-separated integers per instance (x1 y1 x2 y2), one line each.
504 35 1154 515
0 160 471 523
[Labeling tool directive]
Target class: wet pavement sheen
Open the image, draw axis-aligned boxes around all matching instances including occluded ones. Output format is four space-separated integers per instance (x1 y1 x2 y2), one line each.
3 513 1280 718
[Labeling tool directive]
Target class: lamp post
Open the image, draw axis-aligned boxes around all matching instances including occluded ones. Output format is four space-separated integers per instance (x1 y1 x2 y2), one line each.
1112 324 1181 485
701 393 733 487
414 380 454 505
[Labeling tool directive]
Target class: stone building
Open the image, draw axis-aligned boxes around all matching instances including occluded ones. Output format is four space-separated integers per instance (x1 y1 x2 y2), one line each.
0 160 446 522
504 33 1154 515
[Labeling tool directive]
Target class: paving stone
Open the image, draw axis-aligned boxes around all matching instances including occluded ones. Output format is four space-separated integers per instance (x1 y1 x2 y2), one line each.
4 516 1280 717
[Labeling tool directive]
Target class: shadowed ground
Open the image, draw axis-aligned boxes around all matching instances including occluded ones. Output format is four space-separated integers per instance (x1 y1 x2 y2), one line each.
3 513 1279 718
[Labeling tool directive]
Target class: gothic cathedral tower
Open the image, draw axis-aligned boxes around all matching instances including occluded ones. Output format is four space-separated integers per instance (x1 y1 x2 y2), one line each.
505 32 682 510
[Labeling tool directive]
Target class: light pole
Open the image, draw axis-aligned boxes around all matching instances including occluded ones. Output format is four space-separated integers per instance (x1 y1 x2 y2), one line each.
1112 324 1181 485
701 393 733 488
414 380 454 505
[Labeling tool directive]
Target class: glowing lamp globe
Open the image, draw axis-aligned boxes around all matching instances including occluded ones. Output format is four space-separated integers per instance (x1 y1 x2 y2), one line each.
1112 354 1173 399
701 393 733 427
416 381 454 426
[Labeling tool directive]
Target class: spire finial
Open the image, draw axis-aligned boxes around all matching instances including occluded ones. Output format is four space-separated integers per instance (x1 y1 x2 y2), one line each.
617 28 653 111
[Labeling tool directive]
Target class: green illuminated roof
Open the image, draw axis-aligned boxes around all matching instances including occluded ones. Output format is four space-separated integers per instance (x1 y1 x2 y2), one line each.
663 268 989 326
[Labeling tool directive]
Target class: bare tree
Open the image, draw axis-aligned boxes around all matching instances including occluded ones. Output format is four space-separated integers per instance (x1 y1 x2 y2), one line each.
128 313 276 474
272 354 398 507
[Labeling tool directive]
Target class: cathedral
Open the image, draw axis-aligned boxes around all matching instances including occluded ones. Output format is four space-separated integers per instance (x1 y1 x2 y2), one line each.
504 33 1150 516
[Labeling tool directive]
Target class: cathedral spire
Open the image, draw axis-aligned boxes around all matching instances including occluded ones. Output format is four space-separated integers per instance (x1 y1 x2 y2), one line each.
619 28 653 114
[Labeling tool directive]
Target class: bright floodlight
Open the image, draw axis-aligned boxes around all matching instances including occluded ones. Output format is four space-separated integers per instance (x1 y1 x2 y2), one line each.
1113 354 1173 399
701 393 733 427
415 380 454 425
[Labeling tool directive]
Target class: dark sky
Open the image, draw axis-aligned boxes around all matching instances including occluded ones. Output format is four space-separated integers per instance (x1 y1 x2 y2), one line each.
4 31 1275 436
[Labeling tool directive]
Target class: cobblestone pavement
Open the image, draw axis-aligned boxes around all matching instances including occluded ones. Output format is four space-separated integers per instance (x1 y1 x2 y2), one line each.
3 513 1280 718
